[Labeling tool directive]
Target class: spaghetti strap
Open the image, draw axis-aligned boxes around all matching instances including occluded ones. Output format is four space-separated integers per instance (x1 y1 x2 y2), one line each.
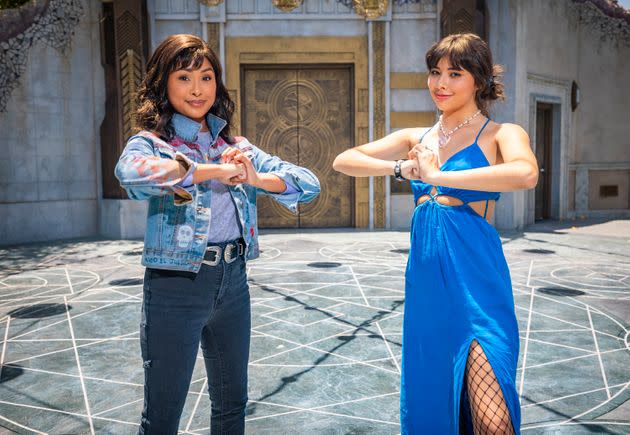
419 125 435 144
483 200 489 219
474 118 491 143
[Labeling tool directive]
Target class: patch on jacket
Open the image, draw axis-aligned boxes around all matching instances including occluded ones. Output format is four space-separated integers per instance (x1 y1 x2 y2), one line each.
176 225 194 248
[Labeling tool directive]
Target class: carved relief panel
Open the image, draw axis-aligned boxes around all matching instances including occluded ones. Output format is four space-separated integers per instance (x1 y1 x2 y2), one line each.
242 66 354 228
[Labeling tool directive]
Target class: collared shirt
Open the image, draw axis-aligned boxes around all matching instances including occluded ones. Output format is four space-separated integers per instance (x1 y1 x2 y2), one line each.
196 131 242 243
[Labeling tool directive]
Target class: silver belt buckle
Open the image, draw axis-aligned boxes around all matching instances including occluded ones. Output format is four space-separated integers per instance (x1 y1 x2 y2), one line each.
202 246 222 266
224 243 237 264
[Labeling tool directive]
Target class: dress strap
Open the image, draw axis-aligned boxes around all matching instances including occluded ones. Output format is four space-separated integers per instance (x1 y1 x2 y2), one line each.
483 200 489 219
474 118 491 143
419 125 435 144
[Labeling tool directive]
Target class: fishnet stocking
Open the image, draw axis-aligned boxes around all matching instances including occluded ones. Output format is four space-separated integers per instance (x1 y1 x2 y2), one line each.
462 340 515 435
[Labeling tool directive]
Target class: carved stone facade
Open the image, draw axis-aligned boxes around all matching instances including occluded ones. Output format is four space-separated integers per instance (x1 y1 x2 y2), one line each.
569 0 630 46
0 0 83 112
1 0 628 245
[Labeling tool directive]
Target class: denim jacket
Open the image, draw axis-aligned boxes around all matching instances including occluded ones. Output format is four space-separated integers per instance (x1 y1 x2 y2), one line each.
114 113 320 272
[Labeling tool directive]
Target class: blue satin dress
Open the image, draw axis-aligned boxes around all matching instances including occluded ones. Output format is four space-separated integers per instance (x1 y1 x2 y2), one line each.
401 119 521 434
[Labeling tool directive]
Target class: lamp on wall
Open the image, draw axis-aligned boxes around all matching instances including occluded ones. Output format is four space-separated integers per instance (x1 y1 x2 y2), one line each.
571 80 580 112
198 0 224 6
272 0 303 12
353 0 389 19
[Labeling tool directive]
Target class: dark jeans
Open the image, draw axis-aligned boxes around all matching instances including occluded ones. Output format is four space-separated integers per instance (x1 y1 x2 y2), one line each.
138 251 250 435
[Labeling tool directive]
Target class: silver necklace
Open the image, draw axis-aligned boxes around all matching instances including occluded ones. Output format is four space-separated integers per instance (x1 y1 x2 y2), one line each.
438 109 481 148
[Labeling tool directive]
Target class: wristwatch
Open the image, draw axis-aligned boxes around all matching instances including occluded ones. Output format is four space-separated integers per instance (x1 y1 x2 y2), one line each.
394 160 406 181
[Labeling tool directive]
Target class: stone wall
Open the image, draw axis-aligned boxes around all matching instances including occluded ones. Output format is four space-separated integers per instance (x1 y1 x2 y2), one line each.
0 0 105 245
524 0 630 217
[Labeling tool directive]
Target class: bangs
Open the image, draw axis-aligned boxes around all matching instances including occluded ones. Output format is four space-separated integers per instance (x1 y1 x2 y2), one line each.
171 47 211 73
425 35 482 73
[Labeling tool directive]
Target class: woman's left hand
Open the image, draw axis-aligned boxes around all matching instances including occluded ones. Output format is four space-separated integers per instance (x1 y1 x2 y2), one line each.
409 144 440 184
231 152 262 188
220 147 285 191
220 147 248 185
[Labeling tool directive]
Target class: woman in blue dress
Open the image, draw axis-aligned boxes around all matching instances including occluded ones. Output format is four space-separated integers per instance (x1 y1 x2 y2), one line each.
333 33 538 434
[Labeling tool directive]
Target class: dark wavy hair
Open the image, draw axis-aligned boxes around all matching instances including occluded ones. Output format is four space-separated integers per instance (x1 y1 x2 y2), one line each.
135 34 235 143
426 33 505 117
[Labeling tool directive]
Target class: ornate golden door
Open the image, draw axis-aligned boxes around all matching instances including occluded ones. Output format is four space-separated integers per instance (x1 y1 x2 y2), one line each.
242 66 354 228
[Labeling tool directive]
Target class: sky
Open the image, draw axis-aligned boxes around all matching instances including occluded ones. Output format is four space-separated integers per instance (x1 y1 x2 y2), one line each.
619 0 630 11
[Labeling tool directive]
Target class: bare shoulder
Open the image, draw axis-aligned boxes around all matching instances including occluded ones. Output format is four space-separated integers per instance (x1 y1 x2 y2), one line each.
493 122 534 163
382 127 429 149
402 127 427 144
494 122 529 142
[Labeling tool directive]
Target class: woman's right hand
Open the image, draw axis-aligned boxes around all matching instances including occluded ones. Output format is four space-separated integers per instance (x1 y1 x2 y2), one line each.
407 144 440 182
412 146 440 183
400 159 421 180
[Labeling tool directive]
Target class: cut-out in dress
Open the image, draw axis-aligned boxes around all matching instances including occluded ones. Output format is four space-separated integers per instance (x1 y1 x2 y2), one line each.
401 119 521 433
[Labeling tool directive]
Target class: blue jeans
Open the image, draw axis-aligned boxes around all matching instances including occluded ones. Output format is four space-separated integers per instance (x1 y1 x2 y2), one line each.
138 248 250 435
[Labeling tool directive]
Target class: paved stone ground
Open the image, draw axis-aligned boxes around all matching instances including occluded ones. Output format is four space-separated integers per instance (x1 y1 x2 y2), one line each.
0 219 628 434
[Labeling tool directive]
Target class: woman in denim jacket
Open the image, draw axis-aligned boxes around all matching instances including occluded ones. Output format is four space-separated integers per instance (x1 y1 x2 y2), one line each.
115 34 320 435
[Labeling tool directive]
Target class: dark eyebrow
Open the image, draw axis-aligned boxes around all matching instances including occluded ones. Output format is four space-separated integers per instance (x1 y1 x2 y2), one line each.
431 66 463 71
181 67 214 73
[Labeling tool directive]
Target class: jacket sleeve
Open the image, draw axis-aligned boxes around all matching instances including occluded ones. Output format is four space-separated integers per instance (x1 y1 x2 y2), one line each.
236 138 320 214
114 134 198 205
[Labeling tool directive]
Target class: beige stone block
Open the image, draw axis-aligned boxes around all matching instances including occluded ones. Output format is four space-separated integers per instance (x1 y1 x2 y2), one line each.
391 111 435 128
390 72 429 89
588 170 630 210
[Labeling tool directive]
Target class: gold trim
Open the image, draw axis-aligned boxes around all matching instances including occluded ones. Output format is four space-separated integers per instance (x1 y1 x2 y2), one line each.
358 89 369 112
226 36 369 227
390 72 429 89
372 22 386 228
199 0 224 6
354 0 389 19
391 111 436 128
206 23 220 56
272 0 303 12
120 48 141 141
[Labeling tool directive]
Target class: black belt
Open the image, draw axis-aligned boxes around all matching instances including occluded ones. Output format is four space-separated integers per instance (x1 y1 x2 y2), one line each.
202 239 246 266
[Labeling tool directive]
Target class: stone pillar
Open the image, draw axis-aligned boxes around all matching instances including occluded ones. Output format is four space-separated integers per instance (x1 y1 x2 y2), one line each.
575 166 589 212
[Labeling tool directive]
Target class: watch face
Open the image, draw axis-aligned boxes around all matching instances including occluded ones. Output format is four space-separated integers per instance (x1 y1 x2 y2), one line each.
394 161 404 180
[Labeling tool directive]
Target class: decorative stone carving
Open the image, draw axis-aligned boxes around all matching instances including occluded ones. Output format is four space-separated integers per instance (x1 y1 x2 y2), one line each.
272 0 303 12
0 0 83 112
0 0 48 42
338 0 434 17
354 0 389 19
198 0 224 6
570 0 630 46
120 49 142 141
338 0 431 6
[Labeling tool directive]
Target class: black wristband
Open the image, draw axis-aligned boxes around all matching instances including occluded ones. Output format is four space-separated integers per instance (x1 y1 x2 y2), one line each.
394 160 406 181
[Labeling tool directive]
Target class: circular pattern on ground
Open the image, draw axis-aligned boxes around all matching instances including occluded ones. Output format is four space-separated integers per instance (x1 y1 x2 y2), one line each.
0 239 628 433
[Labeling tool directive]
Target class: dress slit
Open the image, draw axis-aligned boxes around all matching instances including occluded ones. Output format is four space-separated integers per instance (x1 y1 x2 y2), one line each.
457 338 518 434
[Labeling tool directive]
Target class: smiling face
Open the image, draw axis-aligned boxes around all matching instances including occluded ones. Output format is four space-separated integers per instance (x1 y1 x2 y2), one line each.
166 57 216 129
427 57 478 115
